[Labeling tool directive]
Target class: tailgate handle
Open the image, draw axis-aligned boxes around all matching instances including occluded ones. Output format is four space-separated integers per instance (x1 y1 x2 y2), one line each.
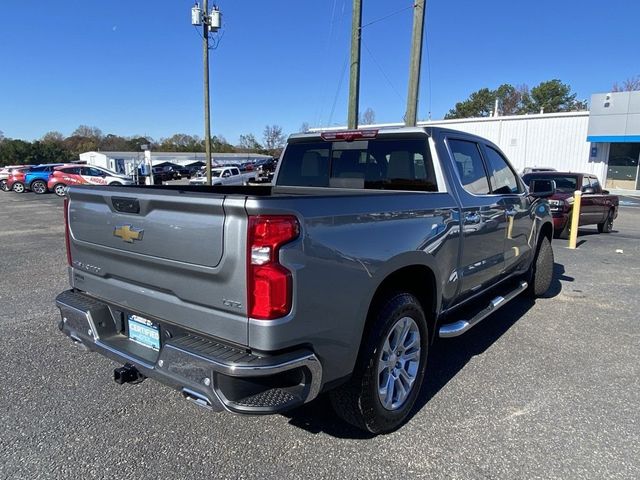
112 197 140 214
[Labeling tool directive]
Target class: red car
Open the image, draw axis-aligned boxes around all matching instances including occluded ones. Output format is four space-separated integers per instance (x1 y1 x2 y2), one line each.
48 165 134 196
5 166 34 193
0 165 25 192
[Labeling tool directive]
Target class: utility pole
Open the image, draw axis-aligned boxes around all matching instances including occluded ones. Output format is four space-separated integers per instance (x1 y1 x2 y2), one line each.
202 0 212 185
191 2 221 185
347 0 362 129
405 0 426 127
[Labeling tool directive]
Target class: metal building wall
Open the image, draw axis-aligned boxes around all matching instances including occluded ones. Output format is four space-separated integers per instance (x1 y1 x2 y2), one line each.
418 112 609 181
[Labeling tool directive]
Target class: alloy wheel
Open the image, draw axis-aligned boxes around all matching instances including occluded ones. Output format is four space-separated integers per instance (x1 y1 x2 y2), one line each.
377 316 421 411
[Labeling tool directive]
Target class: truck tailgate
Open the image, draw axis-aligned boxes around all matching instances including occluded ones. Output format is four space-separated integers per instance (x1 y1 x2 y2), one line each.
66 186 249 346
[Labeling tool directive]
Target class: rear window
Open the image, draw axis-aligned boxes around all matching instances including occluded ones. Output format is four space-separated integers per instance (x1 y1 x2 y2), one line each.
276 137 438 191
523 174 578 193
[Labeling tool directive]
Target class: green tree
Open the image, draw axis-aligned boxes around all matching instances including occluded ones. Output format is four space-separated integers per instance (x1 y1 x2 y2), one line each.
237 133 263 151
99 134 132 151
445 88 496 119
0 139 32 166
212 135 236 153
526 79 586 113
446 80 585 118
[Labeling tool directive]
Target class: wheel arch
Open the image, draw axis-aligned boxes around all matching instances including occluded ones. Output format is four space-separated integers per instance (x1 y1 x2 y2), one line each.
539 220 553 244
363 258 441 346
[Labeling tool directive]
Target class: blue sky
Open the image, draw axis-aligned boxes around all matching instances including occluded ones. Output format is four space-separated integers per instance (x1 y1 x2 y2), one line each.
0 0 638 145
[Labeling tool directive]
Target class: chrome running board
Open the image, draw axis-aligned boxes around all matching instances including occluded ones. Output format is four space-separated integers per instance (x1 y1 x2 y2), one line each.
439 281 528 338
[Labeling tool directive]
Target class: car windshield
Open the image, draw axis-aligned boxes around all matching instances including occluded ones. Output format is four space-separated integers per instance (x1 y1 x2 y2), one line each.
212 171 222 177
523 174 578 193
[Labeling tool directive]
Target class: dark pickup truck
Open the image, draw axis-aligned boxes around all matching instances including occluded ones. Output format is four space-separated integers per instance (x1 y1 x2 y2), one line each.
55 127 556 433
522 172 619 239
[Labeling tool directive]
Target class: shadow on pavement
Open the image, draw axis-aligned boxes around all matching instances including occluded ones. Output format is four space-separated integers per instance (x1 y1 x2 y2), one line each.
284 261 569 438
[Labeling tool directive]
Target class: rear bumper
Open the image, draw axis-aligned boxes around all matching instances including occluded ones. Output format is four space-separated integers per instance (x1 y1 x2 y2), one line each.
55 289 322 414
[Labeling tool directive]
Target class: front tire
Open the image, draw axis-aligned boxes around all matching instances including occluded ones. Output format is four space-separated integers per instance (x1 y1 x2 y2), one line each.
12 182 25 193
31 180 48 194
108 181 122 186
0 179 8 192
329 293 428 434
597 209 614 233
527 236 554 298
53 183 67 197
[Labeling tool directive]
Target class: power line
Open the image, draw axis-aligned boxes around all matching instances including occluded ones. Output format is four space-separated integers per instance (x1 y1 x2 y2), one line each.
328 55 349 126
360 3 415 30
362 39 404 102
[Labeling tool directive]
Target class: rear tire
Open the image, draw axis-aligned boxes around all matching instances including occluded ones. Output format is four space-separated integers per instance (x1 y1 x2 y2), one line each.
12 182 25 193
31 180 48 194
0 179 8 192
108 181 122 186
329 292 428 434
597 209 614 233
53 183 67 197
527 236 554 298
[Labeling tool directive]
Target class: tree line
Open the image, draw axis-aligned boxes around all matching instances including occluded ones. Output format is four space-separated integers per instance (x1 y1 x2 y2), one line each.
445 76 639 119
0 124 289 167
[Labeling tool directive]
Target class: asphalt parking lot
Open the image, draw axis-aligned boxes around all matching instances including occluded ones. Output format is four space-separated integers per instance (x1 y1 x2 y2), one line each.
1 191 639 479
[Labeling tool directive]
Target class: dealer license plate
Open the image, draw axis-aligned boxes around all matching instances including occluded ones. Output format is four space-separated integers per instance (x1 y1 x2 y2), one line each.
127 314 160 351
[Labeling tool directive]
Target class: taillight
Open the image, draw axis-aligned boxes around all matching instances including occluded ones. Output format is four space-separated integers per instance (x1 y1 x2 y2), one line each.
247 215 299 320
63 197 72 266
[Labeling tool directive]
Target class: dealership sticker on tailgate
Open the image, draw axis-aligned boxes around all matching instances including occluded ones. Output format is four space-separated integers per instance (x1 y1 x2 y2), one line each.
127 314 160 351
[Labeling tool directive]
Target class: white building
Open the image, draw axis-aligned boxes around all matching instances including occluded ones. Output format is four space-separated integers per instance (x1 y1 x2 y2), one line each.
315 91 640 192
79 151 272 176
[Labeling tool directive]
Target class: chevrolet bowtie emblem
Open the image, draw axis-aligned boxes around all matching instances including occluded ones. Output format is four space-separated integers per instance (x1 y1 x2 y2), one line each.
113 225 144 243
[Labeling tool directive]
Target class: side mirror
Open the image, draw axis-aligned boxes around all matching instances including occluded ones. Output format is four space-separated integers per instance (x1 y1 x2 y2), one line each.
582 187 595 194
529 179 556 198
602 189 610 194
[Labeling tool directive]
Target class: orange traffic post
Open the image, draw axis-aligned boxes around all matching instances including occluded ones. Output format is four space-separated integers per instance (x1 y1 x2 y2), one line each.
568 190 582 249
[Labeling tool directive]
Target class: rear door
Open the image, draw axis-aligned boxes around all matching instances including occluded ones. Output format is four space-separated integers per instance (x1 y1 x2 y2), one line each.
67 187 249 345
446 138 507 297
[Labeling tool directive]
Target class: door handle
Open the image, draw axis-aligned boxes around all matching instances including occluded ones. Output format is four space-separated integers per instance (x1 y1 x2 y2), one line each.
464 212 481 224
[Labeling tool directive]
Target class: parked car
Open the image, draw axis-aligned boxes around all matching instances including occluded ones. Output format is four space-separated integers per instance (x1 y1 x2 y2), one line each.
189 166 254 186
522 171 619 238
6 166 36 193
48 165 135 196
23 164 76 194
0 165 26 192
56 126 556 434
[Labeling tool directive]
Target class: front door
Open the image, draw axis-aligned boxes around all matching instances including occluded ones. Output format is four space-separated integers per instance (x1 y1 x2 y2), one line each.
480 144 535 274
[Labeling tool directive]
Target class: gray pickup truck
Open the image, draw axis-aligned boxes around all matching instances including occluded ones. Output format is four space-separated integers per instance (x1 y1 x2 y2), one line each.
56 127 555 433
